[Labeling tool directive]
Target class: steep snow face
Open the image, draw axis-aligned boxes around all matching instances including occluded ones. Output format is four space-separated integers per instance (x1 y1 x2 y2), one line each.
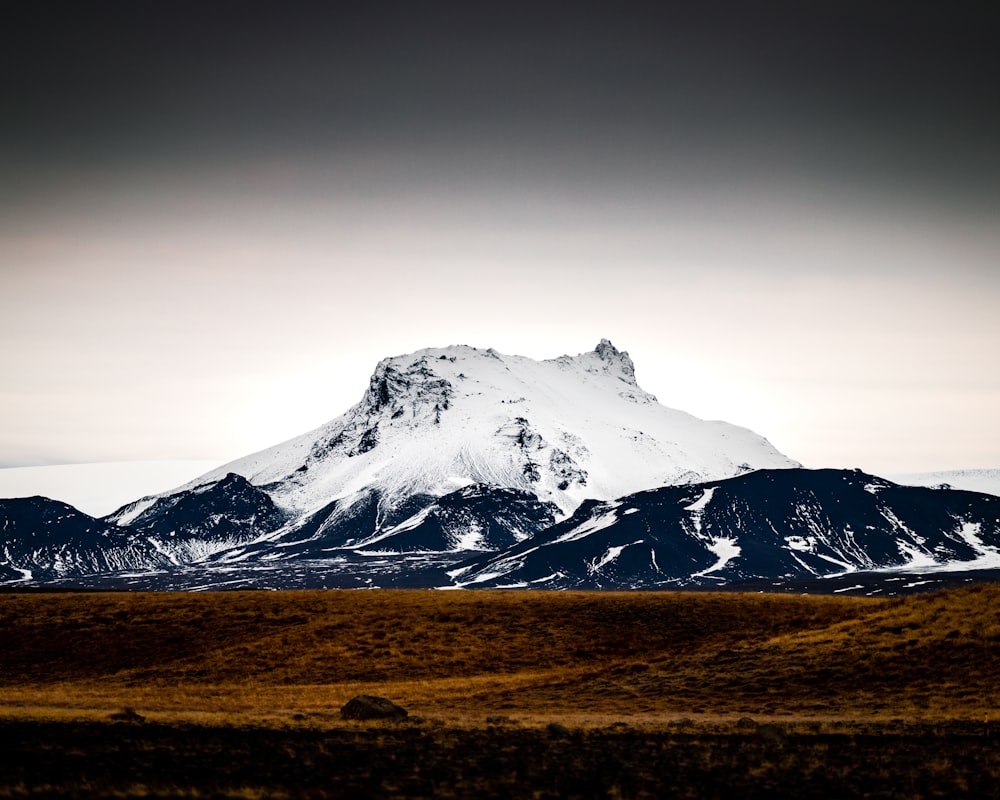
182 340 799 519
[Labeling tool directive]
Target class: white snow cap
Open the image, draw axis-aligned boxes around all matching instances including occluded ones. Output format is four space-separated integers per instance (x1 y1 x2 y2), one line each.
171 340 801 519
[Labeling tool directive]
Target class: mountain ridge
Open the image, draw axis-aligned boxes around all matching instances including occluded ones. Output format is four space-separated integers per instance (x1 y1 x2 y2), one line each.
450 468 1000 589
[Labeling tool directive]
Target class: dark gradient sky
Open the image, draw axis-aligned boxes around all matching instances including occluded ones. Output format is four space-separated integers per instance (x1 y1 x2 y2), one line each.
2 1 998 472
6 3 998 195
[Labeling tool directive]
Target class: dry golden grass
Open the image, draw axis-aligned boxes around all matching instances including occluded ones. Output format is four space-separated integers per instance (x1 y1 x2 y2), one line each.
1 585 997 727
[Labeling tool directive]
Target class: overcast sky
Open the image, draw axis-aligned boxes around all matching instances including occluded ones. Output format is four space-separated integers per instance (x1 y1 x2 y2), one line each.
2 1 998 475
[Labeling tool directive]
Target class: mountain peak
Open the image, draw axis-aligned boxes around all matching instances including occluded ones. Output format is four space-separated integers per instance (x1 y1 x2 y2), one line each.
592 339 636 381
157 338 798 536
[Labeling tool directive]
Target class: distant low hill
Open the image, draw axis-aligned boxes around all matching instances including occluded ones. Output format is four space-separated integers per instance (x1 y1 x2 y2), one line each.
886 469 1000 497
0 460 224 517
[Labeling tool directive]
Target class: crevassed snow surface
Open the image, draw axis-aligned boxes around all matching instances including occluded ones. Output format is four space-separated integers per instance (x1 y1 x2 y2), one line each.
0 461 225 517
174 341 799 521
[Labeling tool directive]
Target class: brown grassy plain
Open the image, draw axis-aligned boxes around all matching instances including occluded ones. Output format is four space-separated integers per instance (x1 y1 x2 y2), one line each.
2 585 999 797
2 585 999 724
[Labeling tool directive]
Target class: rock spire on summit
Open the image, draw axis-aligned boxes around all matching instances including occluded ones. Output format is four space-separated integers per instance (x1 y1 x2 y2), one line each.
593 338 636 381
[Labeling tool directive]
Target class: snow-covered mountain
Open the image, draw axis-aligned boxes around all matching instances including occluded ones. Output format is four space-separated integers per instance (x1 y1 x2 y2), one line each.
162 339 797 533
0 339 800 581
9 339 998 594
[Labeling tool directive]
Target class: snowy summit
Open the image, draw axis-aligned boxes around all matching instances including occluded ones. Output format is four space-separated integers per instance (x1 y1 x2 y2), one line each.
183 339 799 522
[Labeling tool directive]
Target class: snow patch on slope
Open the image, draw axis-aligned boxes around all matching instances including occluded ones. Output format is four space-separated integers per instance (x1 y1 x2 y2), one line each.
955 523 1000 569
554 502 622 543
588 539 644 574
682 485 741 577
684 486 716 513
164 341 798 526
875 523 1000 574
692 537 741 578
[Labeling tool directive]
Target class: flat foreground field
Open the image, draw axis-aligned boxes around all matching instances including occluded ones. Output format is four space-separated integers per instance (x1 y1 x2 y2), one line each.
2 585 999 797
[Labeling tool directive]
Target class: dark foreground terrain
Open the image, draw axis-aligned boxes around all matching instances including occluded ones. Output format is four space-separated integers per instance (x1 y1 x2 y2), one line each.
3 586 1000 797
3 718 999 799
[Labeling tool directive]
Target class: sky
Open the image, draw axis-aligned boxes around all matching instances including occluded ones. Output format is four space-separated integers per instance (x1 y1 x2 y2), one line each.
2 1 998 476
